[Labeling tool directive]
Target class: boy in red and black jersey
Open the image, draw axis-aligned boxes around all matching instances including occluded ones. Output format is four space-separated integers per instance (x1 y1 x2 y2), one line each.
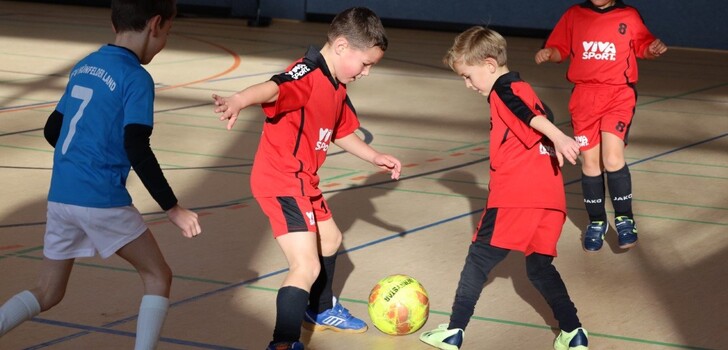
212 7 401 350
420 27 588 350
536 0 667 252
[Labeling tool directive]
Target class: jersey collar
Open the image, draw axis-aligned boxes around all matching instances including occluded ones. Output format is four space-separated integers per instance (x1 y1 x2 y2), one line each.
580 0 626 13
304 45 339 89
104 44 142 63
488 71 522 103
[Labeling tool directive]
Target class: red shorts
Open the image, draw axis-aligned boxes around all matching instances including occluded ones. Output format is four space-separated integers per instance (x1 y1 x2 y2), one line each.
569 84 636 151
472 207 565 256
256 195 332 237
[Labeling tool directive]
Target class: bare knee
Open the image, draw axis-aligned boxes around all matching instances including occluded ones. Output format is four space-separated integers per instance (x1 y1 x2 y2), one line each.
581 151 602 176
139 263 173 296
289 256 321 287
602 153 625 172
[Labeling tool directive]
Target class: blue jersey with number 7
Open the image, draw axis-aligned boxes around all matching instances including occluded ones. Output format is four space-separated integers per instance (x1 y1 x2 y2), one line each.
48 44 155 208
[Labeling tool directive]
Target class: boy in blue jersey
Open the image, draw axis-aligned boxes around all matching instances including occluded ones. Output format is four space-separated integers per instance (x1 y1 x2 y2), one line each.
0 1 201 349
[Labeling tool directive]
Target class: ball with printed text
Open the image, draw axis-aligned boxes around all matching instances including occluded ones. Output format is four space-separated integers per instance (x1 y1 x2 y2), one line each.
367 274 429 335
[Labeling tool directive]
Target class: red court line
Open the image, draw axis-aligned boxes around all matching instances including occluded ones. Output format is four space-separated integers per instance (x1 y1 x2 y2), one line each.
0 34 241 114
0 245 24 251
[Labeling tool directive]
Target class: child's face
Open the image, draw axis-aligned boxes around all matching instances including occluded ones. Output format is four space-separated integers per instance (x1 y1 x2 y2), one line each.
453 61 494 97
335 44 384 84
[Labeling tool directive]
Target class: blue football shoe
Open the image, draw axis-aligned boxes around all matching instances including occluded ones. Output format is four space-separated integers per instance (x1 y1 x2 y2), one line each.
615 216 638 249
302 297 368 333
583 221 608 252
266 341 304 350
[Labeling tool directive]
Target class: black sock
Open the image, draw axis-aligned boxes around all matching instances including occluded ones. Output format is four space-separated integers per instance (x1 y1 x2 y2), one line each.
581 173 607 222
309 255 336 313
607 165 633 218
272 286 309 343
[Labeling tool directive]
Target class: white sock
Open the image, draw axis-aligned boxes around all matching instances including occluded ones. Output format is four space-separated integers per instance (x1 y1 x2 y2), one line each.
0 290 41 336
134 295 169 350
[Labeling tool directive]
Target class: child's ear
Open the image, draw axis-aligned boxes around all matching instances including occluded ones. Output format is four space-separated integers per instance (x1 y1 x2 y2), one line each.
485 57 498 73
148 15 163 36
333 37 349 55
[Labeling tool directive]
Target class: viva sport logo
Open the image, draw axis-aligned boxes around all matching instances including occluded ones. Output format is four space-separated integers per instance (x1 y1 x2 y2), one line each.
582 41 616 61
315 128 333 151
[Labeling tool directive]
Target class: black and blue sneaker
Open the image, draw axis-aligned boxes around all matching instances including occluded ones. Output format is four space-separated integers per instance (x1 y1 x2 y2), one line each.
553 327 588 350
302 297 367 333
266 341 304 350
615 216 638 249
420 324 464 350
583 221 608 252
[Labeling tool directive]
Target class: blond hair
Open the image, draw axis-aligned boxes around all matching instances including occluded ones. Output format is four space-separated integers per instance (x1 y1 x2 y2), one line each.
444 26 507 69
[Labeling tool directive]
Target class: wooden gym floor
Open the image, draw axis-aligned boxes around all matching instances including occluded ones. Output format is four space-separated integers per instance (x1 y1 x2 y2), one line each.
1 2 726 349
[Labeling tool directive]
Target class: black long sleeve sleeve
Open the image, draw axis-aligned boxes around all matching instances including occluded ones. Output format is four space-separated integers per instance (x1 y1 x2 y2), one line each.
44 110 64 147
124 123 178 211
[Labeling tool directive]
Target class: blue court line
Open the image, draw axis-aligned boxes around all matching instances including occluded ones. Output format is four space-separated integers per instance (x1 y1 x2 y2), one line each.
21 129 728 348
26 318 242 350
564 131 728 187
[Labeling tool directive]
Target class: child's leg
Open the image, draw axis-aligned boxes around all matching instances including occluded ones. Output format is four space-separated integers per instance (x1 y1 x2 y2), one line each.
0 258 73 335
115 230 173 350
525 253 581 332
274 231 319 342
580 145 611 251
602 132 632 218
580 146 607 222
450 240 509 330
602 132 638 248
299 218 367 333
308 218 341 312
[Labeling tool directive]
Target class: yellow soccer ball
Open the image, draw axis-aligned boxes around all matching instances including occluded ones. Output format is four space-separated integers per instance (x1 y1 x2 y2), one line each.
367 274 429 335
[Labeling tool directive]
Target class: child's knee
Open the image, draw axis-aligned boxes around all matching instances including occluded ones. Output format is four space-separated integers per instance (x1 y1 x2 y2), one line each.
290 256 321 283
602 153 625 171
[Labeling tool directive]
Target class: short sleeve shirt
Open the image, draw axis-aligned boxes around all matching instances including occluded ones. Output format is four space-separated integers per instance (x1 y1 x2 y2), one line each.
48 45 154 207
252 46 360 197
486 72 566 212
545 1 656 85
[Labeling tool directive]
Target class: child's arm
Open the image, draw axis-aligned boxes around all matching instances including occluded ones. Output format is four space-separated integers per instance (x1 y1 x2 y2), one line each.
529 116 580 167
534 47 562 64
212 80 279 130
124 124 202 238
43 110 63 147
643 39 668 59
334 133 401 180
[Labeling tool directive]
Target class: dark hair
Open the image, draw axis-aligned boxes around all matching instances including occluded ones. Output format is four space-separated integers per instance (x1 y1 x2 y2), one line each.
111 0 176 32
328 7 388 51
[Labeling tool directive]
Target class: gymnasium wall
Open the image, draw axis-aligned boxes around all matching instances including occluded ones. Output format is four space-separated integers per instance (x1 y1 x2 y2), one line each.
23 0 728 50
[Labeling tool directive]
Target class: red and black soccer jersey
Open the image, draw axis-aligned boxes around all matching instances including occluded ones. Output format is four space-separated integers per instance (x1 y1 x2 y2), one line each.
545 1 656 85
251 46 360 197
486 72 566 212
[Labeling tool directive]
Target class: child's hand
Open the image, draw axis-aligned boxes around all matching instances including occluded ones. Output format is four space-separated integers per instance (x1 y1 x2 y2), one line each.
552 134 580 167
166 205 202 238
373 154 402 180
647 39 667 58
535 48 554 64
212 93 243 130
